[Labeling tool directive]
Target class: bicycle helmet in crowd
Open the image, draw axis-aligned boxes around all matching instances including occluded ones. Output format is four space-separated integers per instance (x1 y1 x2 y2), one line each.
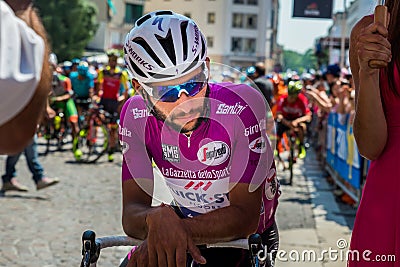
107 49 120 58
49 53 58 67
124 10 207 96
72 58 81 64
287 81 303 95
77 61 89 76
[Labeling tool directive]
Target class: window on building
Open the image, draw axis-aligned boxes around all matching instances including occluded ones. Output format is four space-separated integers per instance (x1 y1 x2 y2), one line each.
246 14 257 29
125 3 143 24
207 36 214 48
233 0 245 4
243 38 256 54
232 13 243 28
184 13 191 18
207 12 216 24
248 0 258 5
231 37 242 52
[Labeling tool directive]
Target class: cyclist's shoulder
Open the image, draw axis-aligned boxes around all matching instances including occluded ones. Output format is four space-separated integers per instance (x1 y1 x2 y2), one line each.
69 71 79 79
211 82 264 102
120 95 149 121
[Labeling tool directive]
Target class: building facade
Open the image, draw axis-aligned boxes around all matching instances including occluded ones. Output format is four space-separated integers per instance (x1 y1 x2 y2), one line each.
87 0 145 51
322 0 376 66
144 0 278 70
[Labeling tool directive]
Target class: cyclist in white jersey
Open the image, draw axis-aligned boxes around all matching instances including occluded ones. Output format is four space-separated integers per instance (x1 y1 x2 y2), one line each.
121 11 280 267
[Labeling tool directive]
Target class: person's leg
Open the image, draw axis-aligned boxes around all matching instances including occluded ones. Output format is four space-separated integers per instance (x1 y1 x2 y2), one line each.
24 136 44 183
1 150 28 191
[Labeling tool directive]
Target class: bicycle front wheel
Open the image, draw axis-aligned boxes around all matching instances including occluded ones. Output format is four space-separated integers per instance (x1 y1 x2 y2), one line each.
75 124 109 163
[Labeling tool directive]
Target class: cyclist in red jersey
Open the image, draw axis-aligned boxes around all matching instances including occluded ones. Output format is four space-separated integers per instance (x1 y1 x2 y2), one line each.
276 81 311 159
97 50 130 162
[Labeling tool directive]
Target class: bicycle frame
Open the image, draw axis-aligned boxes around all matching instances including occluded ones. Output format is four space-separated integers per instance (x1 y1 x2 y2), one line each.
80 230 272 267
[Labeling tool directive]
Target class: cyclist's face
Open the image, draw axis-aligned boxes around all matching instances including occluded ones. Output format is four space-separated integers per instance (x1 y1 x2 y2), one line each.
146 63 210 133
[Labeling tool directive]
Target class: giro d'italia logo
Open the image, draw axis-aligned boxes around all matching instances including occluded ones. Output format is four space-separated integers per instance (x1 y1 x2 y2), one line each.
197 141 230 166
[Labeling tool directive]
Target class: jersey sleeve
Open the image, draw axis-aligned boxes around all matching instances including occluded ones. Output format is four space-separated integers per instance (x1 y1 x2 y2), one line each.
228 85 274 191
0 2 45 125
119 96 154 183
64 77 73 94
276 97 284 114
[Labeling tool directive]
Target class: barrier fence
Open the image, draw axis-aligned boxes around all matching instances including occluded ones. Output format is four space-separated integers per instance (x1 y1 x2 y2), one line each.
325 112 369 203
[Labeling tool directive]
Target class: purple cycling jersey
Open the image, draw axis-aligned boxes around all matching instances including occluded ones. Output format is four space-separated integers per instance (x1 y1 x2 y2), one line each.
120 82 280 233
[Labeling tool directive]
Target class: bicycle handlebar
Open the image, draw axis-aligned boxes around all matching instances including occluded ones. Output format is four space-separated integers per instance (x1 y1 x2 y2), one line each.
95 235 249 250
82 230 270 267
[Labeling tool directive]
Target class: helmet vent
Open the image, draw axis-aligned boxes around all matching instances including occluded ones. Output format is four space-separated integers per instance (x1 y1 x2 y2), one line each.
155 10 173 16
182 55 200 74
137 14 151 26
155 29 176 65
147 72 175 79
180 21 189 61
200 35 206 59
132 37 165 68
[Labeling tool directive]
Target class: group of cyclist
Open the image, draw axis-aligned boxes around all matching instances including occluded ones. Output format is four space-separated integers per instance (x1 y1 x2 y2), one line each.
45 50 131 162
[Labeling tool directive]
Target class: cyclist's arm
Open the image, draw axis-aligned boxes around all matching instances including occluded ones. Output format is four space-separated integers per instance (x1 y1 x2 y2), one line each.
350 16 388 160
122 174 154 240
292 114 311 124
182 183 262 244
276 112 293 128
97 70 104 98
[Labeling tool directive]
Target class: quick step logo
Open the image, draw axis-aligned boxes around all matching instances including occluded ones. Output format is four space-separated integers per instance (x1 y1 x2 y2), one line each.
197 141 230 166
184 181 212 191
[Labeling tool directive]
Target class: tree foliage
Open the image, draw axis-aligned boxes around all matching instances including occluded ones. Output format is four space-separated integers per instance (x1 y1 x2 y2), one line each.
34 0 99 61
282 49 319 72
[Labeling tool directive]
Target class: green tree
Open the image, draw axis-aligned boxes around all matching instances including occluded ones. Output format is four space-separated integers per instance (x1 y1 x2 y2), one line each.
282 49 319 72
35 0 99 61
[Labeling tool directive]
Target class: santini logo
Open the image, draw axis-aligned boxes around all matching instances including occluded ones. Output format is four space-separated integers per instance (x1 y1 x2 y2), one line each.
216 102 247 115
197 141 230 166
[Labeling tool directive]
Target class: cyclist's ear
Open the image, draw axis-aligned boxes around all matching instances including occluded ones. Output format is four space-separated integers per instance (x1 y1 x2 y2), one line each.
131 79 140 90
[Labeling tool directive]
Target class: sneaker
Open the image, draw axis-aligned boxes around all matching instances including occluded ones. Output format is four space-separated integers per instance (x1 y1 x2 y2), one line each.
298 145 307 159
108 153 114 162
36 177 59 190
74 149 83 160
1 179 29 192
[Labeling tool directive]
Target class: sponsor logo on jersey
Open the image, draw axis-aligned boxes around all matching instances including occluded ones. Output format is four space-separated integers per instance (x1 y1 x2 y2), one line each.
197 141 230 166
244 119 266 136
165 178 230 214
249 137 267 153
162 144 180 163
119 126 132 137
184 181 213 191
265 169 277 200
131 108 151 119
216 102 247 115
119 140 130 154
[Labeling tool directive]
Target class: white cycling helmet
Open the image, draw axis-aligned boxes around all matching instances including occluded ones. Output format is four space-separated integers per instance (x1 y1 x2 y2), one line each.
124 10 207 95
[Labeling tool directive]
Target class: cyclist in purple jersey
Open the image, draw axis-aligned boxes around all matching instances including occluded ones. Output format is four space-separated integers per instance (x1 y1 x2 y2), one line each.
121 11 280 267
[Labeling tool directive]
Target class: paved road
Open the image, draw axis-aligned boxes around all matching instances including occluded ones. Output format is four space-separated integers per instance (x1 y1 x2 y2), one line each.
0 139 355 266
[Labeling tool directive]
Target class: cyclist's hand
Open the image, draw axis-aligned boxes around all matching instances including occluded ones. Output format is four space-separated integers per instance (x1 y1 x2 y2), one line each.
127 240 149 267
356 17 391 72
291 120 298 128
145 205 206 267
